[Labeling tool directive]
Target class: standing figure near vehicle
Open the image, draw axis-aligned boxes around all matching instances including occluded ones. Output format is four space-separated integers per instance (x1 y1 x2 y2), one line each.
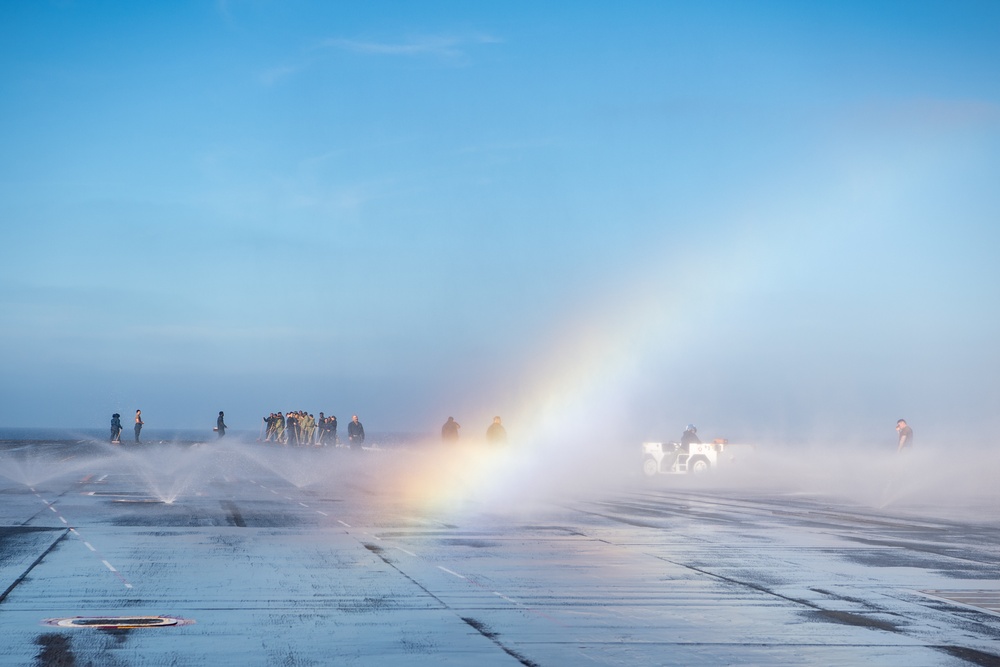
348 415 365 449
441 417 460 443
681 424 701 446
110 413 122 444
217 411 227 438
134 409 144 443
896 419 913 452
486 416 507 445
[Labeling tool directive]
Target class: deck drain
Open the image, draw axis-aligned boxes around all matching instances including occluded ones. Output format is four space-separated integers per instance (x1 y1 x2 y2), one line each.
43 616 193 629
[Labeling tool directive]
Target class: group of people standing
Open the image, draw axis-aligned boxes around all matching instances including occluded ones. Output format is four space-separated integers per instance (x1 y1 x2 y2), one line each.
441 415 508 445
110 410 143 444
111 409 903 452
261 412 366 448
110 409 511 448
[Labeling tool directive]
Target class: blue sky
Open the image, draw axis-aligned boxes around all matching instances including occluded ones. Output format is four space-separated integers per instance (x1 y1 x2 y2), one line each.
1 1 998 445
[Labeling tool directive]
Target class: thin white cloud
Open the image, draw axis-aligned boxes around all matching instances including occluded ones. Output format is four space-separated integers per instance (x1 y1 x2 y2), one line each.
321 33 501 60
259 32 500 85
453 137 560 156
126 324 330 343
259 62 308 86
216 0 233 22
852 97 1000 131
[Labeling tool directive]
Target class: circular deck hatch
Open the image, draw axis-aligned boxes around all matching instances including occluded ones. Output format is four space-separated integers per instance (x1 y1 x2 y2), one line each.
43 616 193 629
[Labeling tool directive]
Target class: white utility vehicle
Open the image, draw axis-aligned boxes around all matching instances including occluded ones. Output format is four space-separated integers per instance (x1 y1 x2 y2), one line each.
641 440 750 476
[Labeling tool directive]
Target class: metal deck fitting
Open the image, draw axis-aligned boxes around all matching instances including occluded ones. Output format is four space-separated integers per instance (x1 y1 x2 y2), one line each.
43 616 192 629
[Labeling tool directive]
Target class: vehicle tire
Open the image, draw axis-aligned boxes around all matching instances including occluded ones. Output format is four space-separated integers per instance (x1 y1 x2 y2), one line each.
688 456 710 474
642 457 659 476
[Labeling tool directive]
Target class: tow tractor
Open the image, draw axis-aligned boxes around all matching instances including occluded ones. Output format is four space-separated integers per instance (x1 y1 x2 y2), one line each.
641 439 750 476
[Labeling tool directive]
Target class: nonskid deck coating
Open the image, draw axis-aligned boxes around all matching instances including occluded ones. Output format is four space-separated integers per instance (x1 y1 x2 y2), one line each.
1 439 999 666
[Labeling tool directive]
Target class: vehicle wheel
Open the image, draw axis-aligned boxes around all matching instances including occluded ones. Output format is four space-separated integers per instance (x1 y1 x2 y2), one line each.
688 457 710 474
642 457 659 476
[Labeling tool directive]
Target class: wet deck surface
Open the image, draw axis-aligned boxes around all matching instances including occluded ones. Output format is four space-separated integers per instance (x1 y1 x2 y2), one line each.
1 440 999 666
